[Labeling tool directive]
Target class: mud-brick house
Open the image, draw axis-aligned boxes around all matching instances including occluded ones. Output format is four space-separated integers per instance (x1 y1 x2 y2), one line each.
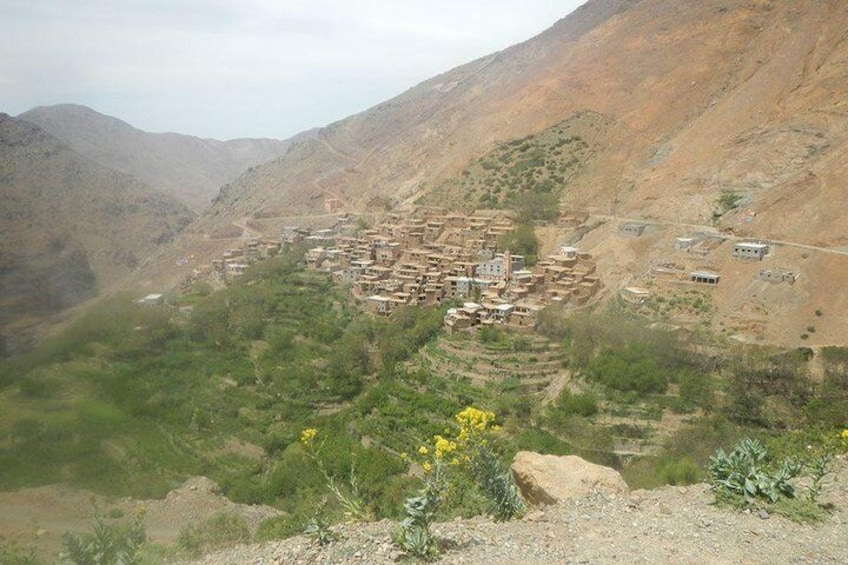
305 247 327 268
366 295 391 316
507 300 543 330
375 242 402 265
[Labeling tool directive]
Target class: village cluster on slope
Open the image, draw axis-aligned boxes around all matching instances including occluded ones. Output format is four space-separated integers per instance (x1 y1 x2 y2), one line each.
299 208 602 331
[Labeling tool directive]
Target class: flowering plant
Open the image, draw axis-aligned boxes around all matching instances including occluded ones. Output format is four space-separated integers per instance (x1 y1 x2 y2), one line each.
299 428 372 524
394 407 524 559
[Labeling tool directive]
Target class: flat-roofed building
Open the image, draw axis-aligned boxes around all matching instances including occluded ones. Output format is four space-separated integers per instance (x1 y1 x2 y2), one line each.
733 242 769 260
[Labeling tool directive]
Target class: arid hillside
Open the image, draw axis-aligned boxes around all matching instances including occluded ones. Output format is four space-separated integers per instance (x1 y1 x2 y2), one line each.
158 0 847 347
202 0 847 244
0 114 194 353
19 104 297 212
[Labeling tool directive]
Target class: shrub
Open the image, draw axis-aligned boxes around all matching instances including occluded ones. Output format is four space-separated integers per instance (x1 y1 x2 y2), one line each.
0 539 39 565
62 507 146 565
587 345 668 395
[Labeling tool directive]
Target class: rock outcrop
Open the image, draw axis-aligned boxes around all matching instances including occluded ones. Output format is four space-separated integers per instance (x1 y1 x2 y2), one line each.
511 451 629 505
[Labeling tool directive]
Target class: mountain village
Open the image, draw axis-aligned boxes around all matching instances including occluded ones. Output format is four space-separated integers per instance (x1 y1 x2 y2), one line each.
190 207 602 332
174 201 801 338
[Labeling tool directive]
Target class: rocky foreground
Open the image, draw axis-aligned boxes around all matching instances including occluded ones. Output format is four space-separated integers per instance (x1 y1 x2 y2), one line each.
190 456 848 565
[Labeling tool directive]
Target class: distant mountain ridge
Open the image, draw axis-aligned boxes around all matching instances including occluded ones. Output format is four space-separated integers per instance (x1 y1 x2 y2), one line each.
0 113 194 353
18 104 296 211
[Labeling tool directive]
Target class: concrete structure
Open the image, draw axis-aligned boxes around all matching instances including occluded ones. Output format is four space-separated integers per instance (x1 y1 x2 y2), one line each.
365 295 391 316
476 253 525 280
619 222 647 237
733 242 769 261
758 268 798 285
620 286 651 304
675 237 695 251
690 271 720 285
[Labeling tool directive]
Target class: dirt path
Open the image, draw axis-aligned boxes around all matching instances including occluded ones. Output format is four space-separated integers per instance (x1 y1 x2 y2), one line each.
592 213 848 256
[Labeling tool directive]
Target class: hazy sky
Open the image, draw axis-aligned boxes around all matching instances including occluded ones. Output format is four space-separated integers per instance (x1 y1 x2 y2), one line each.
2 1 584 140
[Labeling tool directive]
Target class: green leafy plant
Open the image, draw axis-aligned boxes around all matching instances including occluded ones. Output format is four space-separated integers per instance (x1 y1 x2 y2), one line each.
707 438 801 505
0 538 39 565
303 512 340 546
61 507 146 565
300 429 373 523
393 488 443 560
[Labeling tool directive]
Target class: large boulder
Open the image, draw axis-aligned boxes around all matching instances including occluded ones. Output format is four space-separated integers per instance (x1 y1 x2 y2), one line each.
511 452 629 505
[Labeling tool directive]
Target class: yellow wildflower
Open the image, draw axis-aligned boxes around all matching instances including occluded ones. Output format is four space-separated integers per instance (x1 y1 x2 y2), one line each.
456 406 496 437
434 435 457 459
422 461 433 473
300 428 318 447
418 445 429 456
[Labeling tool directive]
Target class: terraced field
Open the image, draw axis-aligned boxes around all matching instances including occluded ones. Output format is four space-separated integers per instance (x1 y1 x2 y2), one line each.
415 332 564 389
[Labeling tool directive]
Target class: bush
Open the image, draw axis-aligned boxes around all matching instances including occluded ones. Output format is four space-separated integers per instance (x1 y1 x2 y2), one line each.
587 345 668 395
394 407 524 560
62 508 146 565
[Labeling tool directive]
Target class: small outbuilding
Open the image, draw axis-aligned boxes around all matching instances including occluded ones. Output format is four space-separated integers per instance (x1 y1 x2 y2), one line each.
690 271 720 285
733 242 769 261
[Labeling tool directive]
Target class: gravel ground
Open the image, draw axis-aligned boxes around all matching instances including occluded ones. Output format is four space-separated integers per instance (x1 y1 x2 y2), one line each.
189 456 848 565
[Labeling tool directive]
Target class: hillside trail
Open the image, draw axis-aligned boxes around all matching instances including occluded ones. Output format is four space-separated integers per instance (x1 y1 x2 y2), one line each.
593 213 848 257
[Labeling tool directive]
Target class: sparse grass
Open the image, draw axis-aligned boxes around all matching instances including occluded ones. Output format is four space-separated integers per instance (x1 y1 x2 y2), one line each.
176 512 251 558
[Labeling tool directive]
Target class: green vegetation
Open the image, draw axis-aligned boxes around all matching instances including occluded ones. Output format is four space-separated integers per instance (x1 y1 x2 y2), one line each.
424 113 606 217
393 407 523 559
707 436 840 522
62 508 146 565
496 224 539 265
713 189 745 219
2 244 847 558
708 438 801 505
176 512 251 559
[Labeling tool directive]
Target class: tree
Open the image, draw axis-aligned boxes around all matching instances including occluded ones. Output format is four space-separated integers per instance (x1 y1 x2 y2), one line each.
497 224 539 265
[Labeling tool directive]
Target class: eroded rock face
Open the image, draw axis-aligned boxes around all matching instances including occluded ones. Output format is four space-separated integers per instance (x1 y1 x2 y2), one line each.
511 452 629 505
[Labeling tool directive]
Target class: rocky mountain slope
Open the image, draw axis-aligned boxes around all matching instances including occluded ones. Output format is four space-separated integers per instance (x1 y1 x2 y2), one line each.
19 104 296 211
0 114 194 353
164 0 848 347
203 0 848 239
